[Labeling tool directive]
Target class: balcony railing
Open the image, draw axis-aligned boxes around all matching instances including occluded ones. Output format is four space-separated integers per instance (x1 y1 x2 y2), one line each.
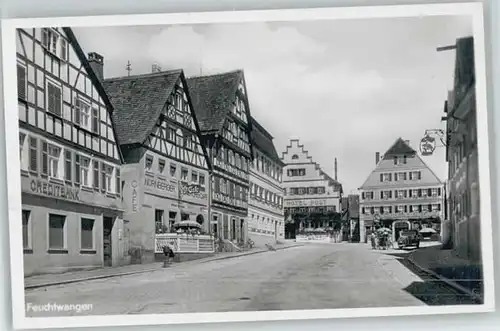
155 233 215 253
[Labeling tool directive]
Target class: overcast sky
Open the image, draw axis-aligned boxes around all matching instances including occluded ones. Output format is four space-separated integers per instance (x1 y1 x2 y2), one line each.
74 15 472 194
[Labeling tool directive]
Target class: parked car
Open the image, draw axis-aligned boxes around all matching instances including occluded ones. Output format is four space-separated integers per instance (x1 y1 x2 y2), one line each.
397 230 421 249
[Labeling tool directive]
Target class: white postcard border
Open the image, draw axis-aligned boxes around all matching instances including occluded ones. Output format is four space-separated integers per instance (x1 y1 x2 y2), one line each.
1 2 495 329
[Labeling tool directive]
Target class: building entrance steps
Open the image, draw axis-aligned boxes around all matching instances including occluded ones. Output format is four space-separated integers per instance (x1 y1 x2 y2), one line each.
407 243 484 302
25 242 303 289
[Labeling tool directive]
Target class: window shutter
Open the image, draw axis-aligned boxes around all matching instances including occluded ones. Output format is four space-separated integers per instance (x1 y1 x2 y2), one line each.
380 174 383 182
403 155 407 164
371 192 374 199
55 86 62 116
29 137 38 172
404 172 407 180
362 207 365 214
389 190 392 198
404 205 408 213
93 160 99 189
101 163 107 192
380 191 383 199
418 189 422 197
41 141 48 175
428 188 432 196
74 98 81 125
418 171 422 180
438 187 442 196
42 28 49 47
438 204 441 211
388 173 392 181
409 206 413 212
409 172 413 180
17 65 26 100
64 150 72 181
394 173 398 181
115 168 121 195
74 154 80 184
362 192 365 199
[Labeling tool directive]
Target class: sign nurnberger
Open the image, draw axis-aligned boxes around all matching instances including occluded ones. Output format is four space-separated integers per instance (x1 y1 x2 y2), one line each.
29 179 80 201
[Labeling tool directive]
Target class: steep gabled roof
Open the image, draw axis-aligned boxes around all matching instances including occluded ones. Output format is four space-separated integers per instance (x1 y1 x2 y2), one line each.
62 27 124 163
359 138 442 189
250 116 283 165
103 70 181 145
384 137 416 157
186 70 244 133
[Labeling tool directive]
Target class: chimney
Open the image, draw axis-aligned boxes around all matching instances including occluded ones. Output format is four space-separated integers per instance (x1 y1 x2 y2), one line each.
334 158 338 181
405 140 410 146
375 152 380 165
152 63 162 73
88 52 104 81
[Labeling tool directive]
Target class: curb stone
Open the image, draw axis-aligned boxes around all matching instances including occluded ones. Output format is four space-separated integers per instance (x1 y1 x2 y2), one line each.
407 253 483 304
25 244 303 290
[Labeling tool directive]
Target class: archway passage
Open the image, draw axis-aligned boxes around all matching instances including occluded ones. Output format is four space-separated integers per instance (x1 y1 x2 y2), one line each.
196 214 204 225
285 222 296 239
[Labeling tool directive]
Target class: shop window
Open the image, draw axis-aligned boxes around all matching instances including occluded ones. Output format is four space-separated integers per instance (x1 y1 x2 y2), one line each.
22 210 31 250
80 218 95 250
48 214 66 251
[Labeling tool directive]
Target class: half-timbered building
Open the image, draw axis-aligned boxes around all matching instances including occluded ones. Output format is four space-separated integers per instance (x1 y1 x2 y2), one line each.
187 70 253 246
16 28 126 276
104 69 211 263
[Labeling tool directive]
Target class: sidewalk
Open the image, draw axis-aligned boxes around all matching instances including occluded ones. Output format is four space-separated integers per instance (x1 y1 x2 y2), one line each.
408 244 483 302
25 242 303 290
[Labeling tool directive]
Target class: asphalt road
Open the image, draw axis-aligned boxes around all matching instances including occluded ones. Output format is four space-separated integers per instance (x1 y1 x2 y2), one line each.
24 243 475 317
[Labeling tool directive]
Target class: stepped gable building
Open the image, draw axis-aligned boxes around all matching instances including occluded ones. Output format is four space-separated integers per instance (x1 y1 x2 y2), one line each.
442 36 480 261
247 116 285 247
103 69 211 262
187 70 253 244
17 27 127 275
358 138 444 243
281 139 343 239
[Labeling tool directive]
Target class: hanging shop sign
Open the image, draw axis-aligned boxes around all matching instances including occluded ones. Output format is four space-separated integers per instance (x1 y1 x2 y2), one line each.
419 134 436 156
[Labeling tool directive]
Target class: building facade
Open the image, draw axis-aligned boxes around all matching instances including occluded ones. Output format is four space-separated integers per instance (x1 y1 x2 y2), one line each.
341 194 360 242
17 28 127 275
443 36 480 261
358 138 445 243
187 70 253 246
248 117 285 247
281 139 343 239
104 69 211 262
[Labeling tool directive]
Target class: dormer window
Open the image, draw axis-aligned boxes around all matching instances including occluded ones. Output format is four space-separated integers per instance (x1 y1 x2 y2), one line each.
41 28 67 61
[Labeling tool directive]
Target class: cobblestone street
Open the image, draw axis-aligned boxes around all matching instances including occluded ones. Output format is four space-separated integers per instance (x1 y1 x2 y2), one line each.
24 243 478 317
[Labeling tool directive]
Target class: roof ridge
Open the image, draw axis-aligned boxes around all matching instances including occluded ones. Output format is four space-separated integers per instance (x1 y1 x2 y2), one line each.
186 69 243 80
250 116 273 139
105 69 183 82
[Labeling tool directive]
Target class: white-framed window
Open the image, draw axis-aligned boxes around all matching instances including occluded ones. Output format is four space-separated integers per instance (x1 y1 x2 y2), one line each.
22 210 32 250
395 205 405 213
19 133 26 168
396 172 407 181
158 159 166 174
41 28 67 61
199 174 206 192
91 107 99 134
181 168 188 182
41 141 61 179
191 171 198 184
432 204 441 211
381 173 392 182
145 154 153 171
396 190 407 199
170 163 177 177
80 218 95 251
75 155 90 187
431 188 439 197
46 80 62 116
409 171 421 180
101 163 114 193
48 213 67 251
74 96 90 129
